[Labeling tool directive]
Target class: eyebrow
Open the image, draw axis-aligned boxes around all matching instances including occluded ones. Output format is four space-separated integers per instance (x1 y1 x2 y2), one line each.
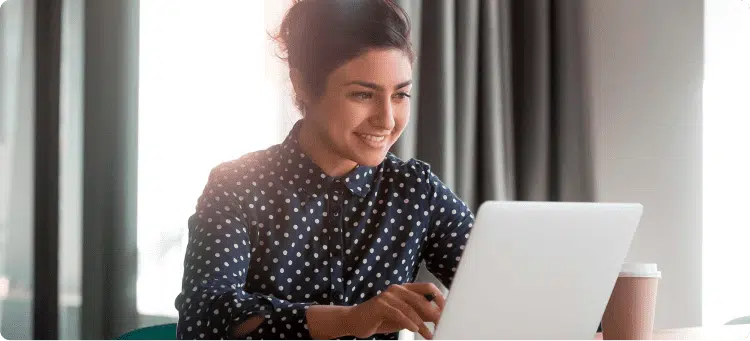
346 80 412 91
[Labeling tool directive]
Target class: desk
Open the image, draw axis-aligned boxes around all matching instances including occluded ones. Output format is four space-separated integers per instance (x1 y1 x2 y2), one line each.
594 325 750 340
402 325 750 340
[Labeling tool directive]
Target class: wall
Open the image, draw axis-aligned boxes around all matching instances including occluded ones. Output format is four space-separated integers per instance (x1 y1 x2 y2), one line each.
584 0 704 329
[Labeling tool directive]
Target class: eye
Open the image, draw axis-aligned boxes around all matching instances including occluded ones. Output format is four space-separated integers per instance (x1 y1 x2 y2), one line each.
394 92 411 100
351 92 373 100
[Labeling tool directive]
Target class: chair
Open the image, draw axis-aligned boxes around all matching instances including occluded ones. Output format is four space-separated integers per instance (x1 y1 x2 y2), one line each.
725 315 750 325
117 323 177 340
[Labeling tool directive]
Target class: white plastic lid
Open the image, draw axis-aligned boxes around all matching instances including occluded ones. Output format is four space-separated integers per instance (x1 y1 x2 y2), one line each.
619 263 661 278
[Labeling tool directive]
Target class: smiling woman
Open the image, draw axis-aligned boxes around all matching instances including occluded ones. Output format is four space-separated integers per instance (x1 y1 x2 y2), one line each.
275 0 415 173
172 1 475 340
294 49 414 174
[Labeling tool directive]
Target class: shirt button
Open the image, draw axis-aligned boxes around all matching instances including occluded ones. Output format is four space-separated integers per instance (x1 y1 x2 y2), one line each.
331 205 341 217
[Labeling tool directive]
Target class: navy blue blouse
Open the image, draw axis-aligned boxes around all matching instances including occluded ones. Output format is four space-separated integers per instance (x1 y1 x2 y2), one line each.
175 122 474 340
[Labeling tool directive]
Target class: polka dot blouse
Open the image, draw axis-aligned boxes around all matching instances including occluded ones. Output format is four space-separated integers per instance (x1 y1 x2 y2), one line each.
175 122 474 340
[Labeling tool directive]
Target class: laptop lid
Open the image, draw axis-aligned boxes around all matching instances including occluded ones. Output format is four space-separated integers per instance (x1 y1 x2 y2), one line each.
433 201 642 340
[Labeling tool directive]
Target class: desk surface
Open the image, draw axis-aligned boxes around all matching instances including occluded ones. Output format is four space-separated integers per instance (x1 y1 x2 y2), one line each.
594 324 750 340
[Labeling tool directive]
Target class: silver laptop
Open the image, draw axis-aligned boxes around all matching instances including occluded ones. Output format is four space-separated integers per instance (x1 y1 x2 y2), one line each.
433 201 642 340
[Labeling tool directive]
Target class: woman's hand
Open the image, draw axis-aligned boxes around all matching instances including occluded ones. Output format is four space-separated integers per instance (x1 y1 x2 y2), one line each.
343 283 446 340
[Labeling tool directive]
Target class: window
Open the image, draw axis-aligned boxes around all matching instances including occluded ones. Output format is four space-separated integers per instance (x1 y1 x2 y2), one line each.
702 0 750 326
0 0 35 337
137 0 294 317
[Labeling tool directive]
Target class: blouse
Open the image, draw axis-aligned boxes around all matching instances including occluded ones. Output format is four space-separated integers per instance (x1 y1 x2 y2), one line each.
175 121 474 339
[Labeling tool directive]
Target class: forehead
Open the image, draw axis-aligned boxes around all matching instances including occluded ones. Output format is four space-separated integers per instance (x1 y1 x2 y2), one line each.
329 48 413 86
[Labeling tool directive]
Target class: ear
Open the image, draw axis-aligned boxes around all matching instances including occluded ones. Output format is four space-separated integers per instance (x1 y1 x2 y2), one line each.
289 68 311 109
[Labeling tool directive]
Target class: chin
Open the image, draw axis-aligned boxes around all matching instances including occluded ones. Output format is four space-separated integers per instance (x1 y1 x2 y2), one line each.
345 135 393 166
350 150 389 167
355 154 387 167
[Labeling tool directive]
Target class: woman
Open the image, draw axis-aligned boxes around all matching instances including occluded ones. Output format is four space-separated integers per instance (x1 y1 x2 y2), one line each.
175 0 474 339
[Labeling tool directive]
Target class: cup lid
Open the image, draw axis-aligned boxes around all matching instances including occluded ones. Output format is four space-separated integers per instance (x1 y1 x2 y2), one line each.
620 262 661 278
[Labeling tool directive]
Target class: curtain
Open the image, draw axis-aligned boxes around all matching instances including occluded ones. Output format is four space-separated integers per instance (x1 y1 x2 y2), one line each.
393 1 596 336
79 0 140 338
393 0 594 210
0 0 141 338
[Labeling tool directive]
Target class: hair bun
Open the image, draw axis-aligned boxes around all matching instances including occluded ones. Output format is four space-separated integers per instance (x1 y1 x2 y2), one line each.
272 0 413 112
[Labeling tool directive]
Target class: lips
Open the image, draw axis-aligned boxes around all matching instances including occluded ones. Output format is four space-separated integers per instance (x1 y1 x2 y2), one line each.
355 133 388 149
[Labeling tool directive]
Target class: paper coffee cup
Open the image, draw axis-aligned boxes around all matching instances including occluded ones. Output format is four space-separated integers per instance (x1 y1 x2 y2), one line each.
602 263 660 340
619 263 661 278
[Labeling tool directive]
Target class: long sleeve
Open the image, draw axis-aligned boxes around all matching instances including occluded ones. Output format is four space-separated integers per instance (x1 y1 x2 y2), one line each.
175 167 315 340
420 167 474 289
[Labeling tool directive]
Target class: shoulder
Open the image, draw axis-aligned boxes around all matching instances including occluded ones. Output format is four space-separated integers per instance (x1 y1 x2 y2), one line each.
203 144 281 192
381 154 461 202
380 153 436 188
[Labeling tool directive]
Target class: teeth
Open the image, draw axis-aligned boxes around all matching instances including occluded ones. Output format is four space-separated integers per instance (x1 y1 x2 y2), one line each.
359 134 386 142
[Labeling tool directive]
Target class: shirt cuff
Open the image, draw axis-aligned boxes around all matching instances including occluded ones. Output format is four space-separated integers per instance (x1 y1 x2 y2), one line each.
230 295 316 339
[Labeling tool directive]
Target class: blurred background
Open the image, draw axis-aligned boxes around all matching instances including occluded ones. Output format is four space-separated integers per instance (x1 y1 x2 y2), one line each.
1 0 749 339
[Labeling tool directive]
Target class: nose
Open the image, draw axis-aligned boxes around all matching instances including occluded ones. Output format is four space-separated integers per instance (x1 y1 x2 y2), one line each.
371 97 396 131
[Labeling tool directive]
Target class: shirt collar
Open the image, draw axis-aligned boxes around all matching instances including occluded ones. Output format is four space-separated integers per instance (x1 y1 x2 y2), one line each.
276 120 375 198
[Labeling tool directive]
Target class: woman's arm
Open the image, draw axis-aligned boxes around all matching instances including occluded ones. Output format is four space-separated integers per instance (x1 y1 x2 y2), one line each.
229 305 351 339
420 166 475 289
175 167 316 340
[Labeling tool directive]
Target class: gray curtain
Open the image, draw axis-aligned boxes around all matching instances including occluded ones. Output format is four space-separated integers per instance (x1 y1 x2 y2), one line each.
393 0 594 210
0 0 139 339
80 0 140 339
0 0 140 338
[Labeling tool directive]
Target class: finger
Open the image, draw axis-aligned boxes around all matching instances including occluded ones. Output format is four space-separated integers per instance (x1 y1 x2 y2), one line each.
378 297 421 334
422 292 447 312
404 283 447 310
382 292 424 326
433 292 447 311
382 293 428 333
392 285 442 322
379 319 422 336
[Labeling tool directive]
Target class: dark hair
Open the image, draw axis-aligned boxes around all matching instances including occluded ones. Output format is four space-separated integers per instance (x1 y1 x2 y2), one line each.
273 0 414 112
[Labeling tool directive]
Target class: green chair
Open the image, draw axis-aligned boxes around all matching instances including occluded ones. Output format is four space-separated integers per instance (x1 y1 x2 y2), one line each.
117 323 177 340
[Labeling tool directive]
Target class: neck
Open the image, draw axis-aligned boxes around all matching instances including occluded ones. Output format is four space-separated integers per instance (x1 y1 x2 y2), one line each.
298 119 357 177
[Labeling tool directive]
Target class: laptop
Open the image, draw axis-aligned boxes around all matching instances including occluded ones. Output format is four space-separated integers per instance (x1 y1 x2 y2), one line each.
433 201 642 340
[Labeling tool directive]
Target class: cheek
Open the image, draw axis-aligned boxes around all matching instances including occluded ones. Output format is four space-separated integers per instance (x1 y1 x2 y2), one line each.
393 106 410 132
317 97 369 131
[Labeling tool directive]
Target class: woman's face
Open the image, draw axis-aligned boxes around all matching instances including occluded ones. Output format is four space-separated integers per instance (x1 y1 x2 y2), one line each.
299 48 413 168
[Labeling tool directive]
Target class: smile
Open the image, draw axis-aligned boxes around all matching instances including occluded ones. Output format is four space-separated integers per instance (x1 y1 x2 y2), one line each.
355 133 388 148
